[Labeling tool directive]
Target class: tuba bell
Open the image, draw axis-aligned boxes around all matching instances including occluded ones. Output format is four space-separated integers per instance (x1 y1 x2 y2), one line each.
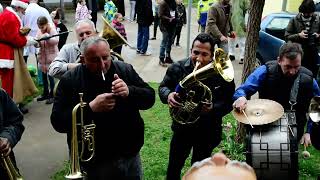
1 153 23 180
65 93 96 179
169 48 234 124
100 16 131 50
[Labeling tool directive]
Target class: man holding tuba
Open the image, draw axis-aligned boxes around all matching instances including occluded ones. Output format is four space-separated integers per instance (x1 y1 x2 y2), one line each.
0 88 25 180
51 36 155 179
159 33 235 180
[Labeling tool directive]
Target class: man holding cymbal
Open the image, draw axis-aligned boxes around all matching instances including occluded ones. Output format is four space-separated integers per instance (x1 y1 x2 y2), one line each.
233 42 320 144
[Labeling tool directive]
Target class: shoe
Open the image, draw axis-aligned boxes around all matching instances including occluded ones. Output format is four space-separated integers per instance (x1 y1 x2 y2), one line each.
239 58 244 64
229 55 235 61
45 98 54 104
136 50 141 54
18 104 29 114
150 37 156 40
175 44 182 48
140 51 152 56
165 56 173 64
37 95 49 101
159 60 167 67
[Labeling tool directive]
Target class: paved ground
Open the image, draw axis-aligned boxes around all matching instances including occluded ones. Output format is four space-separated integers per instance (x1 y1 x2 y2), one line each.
14 2 244 179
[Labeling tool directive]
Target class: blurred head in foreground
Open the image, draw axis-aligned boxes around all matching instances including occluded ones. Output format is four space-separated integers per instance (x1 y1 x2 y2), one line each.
182 153 256 180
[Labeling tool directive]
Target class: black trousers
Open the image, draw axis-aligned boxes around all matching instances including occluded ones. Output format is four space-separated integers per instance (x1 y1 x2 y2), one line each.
166 121 222 180
173 25 183 45
153 15 160 38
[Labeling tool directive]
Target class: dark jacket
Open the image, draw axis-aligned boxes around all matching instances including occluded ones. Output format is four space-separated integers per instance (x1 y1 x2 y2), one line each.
176 3 187 27
205 2 232 42
260 61 314 139
0 88 24 148
159 57 235 131
51 61 155 161
56 22 69 50
159 0 178 32
136 0 154 26
285 13 320 51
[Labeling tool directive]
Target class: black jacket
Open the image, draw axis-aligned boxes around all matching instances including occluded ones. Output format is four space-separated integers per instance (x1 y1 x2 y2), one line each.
159 57 235 131
0 88 24 148
51 61 155 161
136 0 154 26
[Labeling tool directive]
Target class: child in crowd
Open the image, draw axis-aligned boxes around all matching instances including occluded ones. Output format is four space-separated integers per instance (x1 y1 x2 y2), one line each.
173 0 186 47
111 13 127 55
104 0 118 23
51 8 69 50
75 0 92 22
36 16 59 104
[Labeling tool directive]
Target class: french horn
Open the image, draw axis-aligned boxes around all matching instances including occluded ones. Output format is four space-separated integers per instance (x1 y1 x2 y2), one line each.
170 48 234 124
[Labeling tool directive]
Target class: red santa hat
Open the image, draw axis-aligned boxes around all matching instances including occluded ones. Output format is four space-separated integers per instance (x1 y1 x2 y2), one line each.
11 0 29 9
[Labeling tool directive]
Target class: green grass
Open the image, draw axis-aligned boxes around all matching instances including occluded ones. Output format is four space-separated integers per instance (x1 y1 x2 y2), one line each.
52 83 320 179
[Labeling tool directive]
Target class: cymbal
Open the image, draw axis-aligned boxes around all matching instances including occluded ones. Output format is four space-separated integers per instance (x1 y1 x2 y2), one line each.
308 96 320 123
232 99 284 125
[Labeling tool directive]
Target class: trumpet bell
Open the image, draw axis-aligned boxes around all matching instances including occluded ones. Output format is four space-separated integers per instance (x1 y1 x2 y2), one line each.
100 16 131 49
308 96 320 122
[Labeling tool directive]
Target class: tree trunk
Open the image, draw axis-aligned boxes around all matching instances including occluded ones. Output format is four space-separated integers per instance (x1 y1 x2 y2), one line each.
235 0 265 143
60 0 65 21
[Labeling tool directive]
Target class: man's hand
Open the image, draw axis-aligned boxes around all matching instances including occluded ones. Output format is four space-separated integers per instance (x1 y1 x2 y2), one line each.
112 74 129 98
89 93 116 112
220 35 228 42
233 96 247 112
300 133 312 147
0 137 11 156
168 92 181 108
202 102 213 113
299 30 308 39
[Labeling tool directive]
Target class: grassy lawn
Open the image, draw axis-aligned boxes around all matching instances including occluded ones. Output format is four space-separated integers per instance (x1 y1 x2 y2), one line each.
52 83 320 179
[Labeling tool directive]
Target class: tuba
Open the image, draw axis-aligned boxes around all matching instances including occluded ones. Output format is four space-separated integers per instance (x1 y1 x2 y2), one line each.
170 48 234 124
100 16 132 49
65 93 96 179
1 154 23 180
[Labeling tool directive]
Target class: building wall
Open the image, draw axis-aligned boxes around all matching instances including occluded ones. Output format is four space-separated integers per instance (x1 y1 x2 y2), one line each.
262 0 302 17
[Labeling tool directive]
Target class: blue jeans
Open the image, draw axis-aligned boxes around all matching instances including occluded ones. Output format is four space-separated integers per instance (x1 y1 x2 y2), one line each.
159 29 176 58
41 72 55 97
137 24 149 53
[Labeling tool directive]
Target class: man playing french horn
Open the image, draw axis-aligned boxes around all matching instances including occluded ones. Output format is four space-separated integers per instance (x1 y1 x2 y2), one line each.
159 33 235 180
0 88 25 180
51 36 155 179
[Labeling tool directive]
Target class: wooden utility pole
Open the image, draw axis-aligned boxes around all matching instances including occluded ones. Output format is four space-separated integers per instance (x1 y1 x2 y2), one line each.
236 0 266 143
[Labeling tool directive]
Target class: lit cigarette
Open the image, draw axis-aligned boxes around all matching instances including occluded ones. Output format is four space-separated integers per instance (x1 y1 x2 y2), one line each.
101 71 105 81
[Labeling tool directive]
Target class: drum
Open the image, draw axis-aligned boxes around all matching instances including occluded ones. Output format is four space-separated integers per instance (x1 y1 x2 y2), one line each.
245 112 298 180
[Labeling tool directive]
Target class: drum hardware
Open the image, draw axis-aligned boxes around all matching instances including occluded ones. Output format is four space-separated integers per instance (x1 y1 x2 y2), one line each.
246 112 298 179
242 109 254 128
285 117 295 137
233 99 284 125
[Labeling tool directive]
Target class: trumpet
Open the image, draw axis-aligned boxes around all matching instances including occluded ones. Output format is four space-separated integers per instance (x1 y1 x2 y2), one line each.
1 153 23 180
65 93 96 179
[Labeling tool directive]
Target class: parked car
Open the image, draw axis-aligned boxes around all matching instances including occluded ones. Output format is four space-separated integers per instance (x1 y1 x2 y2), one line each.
256 12 296 65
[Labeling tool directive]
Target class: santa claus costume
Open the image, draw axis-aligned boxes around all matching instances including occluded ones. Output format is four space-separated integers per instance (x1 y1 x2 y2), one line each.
0 0 28 98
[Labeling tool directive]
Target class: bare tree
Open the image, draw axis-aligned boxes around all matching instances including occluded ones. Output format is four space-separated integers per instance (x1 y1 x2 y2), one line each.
236 0 265 143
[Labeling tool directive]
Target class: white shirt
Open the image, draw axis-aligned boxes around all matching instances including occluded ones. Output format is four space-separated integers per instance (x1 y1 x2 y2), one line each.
23 3 53 55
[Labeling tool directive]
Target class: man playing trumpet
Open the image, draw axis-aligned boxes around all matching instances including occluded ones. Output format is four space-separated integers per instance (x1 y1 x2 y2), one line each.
0 88 25 180
159 33 235 180
51 36 155 179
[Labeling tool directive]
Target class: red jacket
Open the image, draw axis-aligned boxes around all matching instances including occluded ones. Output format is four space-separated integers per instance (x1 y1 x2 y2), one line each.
0 7 27 69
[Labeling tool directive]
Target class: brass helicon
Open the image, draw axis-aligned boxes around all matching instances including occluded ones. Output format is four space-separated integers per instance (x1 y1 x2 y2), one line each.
65 93 96 179
170 48 234 124
1 153 23 180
